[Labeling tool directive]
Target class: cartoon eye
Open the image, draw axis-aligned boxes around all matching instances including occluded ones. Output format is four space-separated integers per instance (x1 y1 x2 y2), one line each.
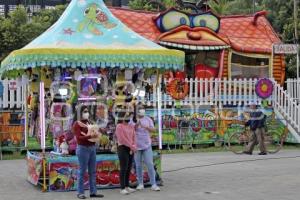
192 14 220 32
84 8 90 15
161 11 190 32
95 8 101 14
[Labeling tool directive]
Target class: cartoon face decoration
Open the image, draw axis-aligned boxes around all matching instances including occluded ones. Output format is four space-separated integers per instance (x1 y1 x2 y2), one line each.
77 3 117 35
155 9 220 33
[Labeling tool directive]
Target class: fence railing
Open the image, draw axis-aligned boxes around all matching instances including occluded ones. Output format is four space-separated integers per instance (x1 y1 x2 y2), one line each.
273 81 300 133
157 78 274 107
286 78 300 102
0 76 27 110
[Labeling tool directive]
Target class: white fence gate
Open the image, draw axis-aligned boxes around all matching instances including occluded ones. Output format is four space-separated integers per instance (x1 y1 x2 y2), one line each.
0 76 27 110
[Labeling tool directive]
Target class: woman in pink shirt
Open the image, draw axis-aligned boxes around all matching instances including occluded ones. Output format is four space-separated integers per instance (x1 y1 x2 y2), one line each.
115 112 137 195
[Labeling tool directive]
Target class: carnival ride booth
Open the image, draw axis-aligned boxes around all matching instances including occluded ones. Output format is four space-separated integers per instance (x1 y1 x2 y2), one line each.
110 8 286 85
0 0 184 191
106 7 293 148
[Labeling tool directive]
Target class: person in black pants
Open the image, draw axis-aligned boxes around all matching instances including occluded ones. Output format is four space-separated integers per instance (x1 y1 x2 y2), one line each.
243 102 267 155
115 112 137 195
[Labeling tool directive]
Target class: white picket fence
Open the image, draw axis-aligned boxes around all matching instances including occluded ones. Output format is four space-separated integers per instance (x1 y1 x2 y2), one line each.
0 76 299 135
0 76 27 110
286 78 300 102
158 78 273 107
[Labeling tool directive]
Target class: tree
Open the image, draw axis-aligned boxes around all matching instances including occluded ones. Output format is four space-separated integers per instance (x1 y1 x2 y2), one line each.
0 5 67 64
0 6 28 61
208 0 232 15
262 0 300 78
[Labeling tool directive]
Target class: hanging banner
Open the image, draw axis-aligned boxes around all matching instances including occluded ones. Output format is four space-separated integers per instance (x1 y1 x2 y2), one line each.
27 152 43 185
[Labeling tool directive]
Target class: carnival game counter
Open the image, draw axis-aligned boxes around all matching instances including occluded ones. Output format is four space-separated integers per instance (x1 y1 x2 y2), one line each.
27 151 162 192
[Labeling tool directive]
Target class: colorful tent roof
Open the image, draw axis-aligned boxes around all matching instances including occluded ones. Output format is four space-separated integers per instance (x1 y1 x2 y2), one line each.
110 8 281 54
0 0 184 75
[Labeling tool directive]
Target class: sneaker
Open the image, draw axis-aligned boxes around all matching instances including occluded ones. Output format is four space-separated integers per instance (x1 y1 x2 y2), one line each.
126 187 136 193
136 184 144 190
90 194 104 198
242 151 252 155
258 152 267 155
151 185 161 191
120 189 129 195
77 194 86 199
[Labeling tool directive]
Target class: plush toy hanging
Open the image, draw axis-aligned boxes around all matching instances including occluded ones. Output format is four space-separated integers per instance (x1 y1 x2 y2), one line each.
28 68 40 94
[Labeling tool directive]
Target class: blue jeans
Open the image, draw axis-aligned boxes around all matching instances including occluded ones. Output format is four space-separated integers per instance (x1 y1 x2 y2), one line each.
76 145 97 195
134 146 156 186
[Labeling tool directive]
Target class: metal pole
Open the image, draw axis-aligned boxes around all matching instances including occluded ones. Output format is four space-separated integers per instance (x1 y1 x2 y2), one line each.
41 0 45 9
297 46 299 79
39 82 45 152
24 83 28 148
4 0 8 17
157 76 163 150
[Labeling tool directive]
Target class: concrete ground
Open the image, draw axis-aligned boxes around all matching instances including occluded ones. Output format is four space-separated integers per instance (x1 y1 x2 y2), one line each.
1 150 300 200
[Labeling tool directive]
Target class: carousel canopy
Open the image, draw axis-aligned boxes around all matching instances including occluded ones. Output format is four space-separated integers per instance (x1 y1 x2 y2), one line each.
0 0 184 76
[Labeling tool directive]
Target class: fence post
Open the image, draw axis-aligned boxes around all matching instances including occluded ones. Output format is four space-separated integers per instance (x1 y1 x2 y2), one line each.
228 78 232 105
209 78 214 105
223 78 227 105
189 78 193 105
233 78 237 105
204 78 209 105
199 78 203 105
238 79 242 106
195 78 198 105
244 79 248 105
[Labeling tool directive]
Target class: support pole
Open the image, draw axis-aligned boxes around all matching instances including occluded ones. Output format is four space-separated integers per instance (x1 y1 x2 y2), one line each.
39 82 46 152
157 75 163 150
39 82 47 191
297 47 299 79
24 84 28 148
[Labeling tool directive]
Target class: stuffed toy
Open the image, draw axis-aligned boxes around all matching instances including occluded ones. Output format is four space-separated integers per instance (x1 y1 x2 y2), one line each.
60 138 69 155
41 67 53 90
77 121 102 143
28 68 40 94
54 68 61 81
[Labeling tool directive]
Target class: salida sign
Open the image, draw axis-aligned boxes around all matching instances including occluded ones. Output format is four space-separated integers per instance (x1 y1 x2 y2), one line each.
273 44 299 54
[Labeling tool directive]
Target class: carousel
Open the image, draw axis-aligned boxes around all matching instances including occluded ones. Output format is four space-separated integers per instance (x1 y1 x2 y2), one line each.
0 0 184 191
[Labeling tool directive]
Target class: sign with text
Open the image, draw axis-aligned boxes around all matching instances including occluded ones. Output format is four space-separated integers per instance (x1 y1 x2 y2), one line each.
9 81 17 90
273 44 299 54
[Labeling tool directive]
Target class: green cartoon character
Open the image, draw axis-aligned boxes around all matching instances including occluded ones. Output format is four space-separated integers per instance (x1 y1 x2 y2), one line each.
77 3 116 35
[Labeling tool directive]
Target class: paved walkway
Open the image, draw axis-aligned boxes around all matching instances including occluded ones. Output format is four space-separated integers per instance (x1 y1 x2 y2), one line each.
1 150 300 200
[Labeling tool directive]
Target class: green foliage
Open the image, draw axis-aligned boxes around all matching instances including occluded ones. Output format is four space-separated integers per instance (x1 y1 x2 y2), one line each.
208 0 232 15
0 5 67 64
0 6 28 61
128 0 175 11
128 0 148 10
261 0 300 78
163 0 176 8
